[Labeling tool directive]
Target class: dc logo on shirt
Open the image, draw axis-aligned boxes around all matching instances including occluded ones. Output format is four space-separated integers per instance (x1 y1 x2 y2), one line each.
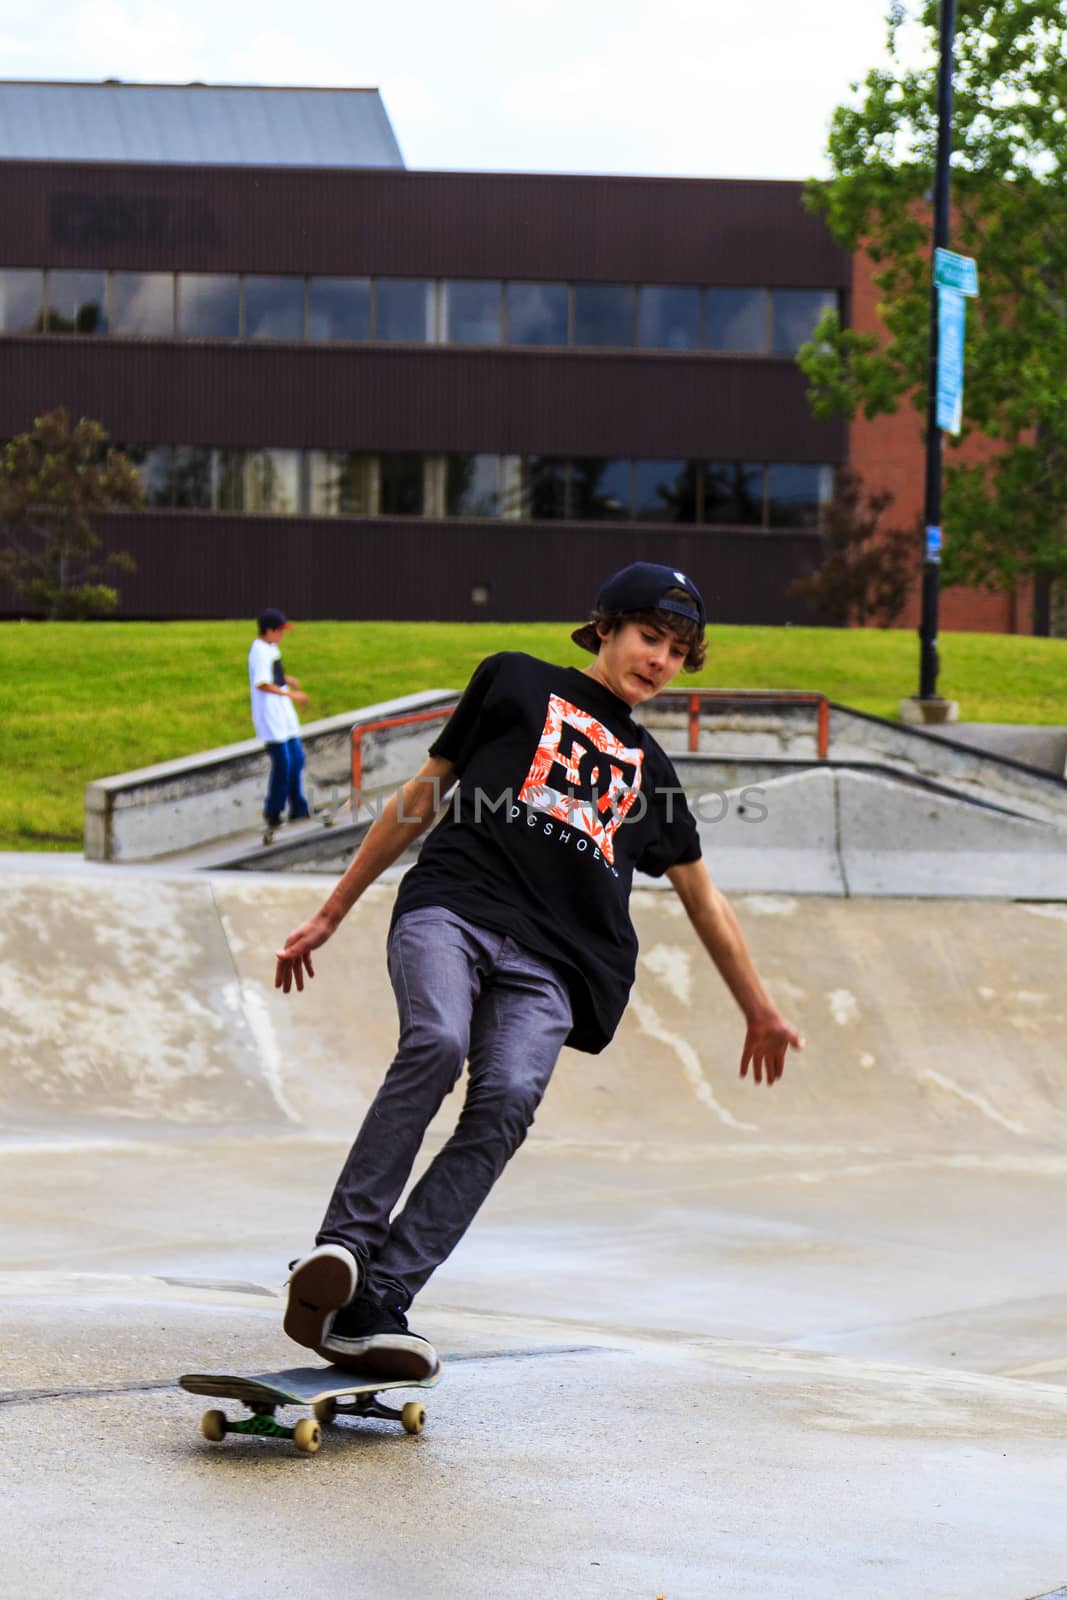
518 695 644 866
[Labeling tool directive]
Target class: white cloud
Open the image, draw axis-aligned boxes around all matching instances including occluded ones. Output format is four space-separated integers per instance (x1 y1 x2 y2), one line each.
237 32 360 89
379 76 464 136
40 0 209 81
0 0 913 178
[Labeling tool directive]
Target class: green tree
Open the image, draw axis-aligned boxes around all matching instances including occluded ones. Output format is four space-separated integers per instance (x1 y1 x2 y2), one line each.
789 468 918 626
798 0 1067 629
0 407 142 619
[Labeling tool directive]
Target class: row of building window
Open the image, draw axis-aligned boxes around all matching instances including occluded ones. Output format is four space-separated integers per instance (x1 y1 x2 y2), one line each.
121 446 833 525
0 268 838 355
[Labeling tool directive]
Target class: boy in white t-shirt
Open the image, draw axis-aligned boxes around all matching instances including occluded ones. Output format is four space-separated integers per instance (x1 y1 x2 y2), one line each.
249 608 311 831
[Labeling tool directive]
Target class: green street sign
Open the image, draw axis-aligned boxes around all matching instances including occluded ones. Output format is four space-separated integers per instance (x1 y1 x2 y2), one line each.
934 248 979 297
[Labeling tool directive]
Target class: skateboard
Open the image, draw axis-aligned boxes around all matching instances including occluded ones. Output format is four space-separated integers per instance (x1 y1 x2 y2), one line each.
262 794 351 847
180 1362 442 1456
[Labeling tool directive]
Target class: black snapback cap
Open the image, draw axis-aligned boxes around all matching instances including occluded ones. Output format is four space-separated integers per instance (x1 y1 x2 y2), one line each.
257 608 291 633
594 562 706 628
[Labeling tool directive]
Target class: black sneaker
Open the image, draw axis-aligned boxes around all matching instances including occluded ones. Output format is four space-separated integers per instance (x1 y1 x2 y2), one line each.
319 1295 438 1381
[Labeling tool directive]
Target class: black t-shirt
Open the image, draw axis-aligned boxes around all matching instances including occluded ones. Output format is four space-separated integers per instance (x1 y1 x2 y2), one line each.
391 652 701 1054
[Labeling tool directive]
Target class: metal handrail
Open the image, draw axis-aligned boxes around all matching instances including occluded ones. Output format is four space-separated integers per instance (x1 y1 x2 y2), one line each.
652 688 831 759
350 689 830 792
350 706 455 791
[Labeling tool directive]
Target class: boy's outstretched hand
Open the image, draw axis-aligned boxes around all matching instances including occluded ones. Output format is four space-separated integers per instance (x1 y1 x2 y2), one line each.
740 1012 805 1087
275 909 338 993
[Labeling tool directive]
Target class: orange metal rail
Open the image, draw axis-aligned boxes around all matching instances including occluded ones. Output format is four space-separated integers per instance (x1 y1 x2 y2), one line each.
351 690 830 792
655 688 831 760
350 706 455 791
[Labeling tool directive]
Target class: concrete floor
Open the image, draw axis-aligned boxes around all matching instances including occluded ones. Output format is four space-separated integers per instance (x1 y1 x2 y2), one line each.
3 866 1067 1599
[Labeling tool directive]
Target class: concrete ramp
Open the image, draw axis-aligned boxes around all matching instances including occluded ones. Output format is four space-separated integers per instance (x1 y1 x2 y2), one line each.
0 873 296 1130
700 767 1067 898
5 868 1067 1152
6 865 1067 1597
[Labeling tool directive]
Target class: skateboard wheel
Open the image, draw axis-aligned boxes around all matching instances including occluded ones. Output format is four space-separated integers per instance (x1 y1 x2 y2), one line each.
312 1399 338 1424
401 1402 426 1436
293 1418 322 1454
201 1409 227 1443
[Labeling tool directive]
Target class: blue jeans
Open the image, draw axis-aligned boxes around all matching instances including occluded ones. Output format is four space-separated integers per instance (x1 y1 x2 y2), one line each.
264 737 310 824
317 907 574 1308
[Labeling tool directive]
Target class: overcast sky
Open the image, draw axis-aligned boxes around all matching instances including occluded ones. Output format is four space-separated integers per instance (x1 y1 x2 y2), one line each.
0 0 918 179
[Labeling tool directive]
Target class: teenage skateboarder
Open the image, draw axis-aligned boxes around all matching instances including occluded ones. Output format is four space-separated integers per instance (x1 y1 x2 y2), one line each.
276 563 803 1379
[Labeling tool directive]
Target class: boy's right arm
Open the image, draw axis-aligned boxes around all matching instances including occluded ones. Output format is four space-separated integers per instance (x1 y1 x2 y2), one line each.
257 680 309 707
274 755 455 993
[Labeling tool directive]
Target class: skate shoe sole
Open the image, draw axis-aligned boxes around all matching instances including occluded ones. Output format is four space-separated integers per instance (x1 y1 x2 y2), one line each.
284 1250 359 1351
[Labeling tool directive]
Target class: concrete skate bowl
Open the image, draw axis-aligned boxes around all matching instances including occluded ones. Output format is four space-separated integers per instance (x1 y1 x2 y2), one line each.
9 831 1067 1598
4 869 1067 1160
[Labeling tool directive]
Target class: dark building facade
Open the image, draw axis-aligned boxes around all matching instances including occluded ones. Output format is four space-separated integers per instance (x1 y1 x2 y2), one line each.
0 120 850 622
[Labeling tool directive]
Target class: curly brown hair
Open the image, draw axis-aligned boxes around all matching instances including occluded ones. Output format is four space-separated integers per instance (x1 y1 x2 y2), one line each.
571 587 707 673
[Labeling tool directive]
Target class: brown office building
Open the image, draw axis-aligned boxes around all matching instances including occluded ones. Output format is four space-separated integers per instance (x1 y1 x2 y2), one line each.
1 79 968 629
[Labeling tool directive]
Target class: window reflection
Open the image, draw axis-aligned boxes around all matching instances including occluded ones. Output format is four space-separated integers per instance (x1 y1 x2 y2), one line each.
766 463 832 526
49 443 838 528
571 458 631 519
212 449 246 511
634 460 697 522
441 282 501 345
47 270 108 334
308 451 374 514
500 457 523 519
177 274 240 337
505 283 568 346
446 454 500 516
638 287 700 351
0 269 44 332
170 447 213 509
705 288 767 352
112 273 174 336
308 278 370 342
379 452 424 515
124 444 174 506
501 456 568 519
574 286 635 348
375 280 435 342
245 277 305 340
772 289 837 355
3 266 845 361
244 449 301 513
704 462 765 524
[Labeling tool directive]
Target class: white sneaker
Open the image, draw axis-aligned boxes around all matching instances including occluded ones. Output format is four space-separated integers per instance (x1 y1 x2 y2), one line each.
284 1244 360 1353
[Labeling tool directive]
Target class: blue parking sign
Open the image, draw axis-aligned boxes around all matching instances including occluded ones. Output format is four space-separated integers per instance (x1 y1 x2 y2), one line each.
937 287 966 434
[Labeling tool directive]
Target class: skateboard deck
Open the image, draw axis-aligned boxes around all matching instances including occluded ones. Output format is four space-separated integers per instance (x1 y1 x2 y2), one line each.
262 797 350 846
180 1362 442 1455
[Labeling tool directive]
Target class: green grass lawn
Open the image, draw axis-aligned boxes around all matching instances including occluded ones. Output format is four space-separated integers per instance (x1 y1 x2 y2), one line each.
2 619 1065 851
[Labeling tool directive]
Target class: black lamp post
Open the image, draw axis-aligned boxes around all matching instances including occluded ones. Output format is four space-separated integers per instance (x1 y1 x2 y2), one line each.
918 0 958 702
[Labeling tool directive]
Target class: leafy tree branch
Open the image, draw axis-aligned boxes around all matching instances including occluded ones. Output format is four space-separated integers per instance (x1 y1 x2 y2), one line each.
798 0 1067 604
0 407 143 619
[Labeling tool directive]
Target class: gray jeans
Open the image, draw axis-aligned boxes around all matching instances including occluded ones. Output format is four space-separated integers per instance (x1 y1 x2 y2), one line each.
317 906 573 1308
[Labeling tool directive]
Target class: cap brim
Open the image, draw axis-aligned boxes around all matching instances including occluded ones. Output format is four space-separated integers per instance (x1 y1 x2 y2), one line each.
570 622 601 654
